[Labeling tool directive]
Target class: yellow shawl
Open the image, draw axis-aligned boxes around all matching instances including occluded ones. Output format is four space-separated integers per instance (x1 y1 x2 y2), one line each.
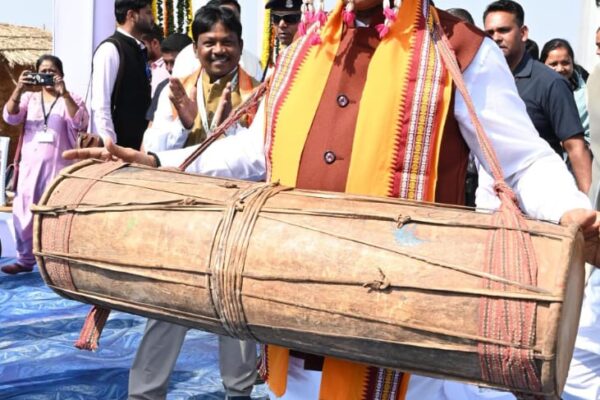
261 0 453 398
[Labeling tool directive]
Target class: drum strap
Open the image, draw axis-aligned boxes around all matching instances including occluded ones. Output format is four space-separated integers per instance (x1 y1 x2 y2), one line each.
177 78 271 172
433 8 542 398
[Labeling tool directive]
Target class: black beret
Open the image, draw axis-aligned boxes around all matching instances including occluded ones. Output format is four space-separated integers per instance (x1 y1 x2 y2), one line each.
265 0 302 11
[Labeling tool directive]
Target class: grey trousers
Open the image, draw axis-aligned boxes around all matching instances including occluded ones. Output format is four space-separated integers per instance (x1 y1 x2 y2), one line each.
128 318 257 399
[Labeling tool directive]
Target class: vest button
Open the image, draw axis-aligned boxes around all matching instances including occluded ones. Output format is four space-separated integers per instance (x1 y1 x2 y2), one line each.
337 94 349 108
324 151 336 164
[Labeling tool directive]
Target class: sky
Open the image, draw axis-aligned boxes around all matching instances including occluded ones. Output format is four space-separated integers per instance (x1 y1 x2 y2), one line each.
1 0 53 30
435 0 582 55
0 0 589 65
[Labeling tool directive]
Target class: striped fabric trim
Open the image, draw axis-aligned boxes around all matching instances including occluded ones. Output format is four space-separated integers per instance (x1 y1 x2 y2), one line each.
264 28 315 181
363 367 405 400
393 3 448 202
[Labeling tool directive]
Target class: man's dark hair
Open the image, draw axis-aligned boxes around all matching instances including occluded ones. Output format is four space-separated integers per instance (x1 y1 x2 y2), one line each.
192 5 242 43
205 0 241 15
36 54 64 76
115 0 152 24
446 8 475 25
141 23 164 43
161 33 193 53
526 39 539 60
483 0 525 27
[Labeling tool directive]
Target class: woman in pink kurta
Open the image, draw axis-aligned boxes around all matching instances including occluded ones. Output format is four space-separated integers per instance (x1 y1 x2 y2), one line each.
2 55 88 274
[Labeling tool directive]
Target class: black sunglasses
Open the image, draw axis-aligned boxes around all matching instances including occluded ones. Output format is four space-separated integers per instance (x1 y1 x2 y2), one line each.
272 13 301 24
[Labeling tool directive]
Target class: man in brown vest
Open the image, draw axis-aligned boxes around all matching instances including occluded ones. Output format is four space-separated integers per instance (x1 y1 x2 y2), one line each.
66 0 600 398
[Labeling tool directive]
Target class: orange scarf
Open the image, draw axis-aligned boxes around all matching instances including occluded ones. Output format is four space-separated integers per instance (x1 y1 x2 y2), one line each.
175 65 258 146
262 0 453 398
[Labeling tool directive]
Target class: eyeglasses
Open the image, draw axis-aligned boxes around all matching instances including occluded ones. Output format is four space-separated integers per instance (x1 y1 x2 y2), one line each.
272 13 301 24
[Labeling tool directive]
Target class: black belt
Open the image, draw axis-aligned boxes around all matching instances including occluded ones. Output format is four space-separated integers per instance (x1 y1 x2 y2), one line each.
289 350 325 371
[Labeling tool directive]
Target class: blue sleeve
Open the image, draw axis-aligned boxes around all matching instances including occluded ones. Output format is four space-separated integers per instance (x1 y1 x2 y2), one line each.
546 77 584 141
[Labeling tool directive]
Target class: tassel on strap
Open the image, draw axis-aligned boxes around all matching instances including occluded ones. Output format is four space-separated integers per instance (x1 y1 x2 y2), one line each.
74 306 111 351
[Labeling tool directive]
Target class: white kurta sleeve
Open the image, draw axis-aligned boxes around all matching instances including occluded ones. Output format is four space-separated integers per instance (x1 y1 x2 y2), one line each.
142 85 191 152
455 38 591 222
90 42 119 144
157 101 267 182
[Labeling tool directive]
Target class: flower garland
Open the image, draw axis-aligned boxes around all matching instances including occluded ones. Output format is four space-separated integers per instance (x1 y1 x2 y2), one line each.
187 0 193 37
153 0 165 35
177 0 186 33
165 0 174 35
260 6 273 70
152 0 193 38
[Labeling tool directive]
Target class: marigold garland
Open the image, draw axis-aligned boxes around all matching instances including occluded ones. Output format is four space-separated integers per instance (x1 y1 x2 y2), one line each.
187 0 193 38
167 0 176 35
176 0 185 33
152 0 193 39
154 0 165 35
260 6 272 69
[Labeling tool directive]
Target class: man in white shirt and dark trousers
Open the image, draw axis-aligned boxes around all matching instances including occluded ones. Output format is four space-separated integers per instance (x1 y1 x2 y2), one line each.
90 0 154 150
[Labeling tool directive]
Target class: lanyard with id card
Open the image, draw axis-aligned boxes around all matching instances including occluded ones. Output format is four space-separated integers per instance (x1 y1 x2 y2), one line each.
38 93 58 143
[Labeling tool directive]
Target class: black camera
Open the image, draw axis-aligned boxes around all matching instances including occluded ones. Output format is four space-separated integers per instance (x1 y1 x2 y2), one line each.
27 73 54 86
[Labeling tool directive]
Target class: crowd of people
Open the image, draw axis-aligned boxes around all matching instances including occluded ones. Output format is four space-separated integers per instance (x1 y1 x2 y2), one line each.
4 0 600 399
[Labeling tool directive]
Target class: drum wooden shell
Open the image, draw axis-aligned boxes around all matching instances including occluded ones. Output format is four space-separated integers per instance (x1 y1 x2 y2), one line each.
33 160 585 399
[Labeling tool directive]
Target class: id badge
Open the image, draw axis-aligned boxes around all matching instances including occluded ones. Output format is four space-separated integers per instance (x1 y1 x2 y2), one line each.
36 130 54 143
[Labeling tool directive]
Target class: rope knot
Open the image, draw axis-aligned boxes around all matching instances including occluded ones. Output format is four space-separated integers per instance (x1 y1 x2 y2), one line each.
493 180 519 207
363 268 391 293
397 214 411 228
181 197 198 206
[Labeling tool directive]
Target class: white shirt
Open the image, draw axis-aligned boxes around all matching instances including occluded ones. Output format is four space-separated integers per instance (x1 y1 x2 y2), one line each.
150 57 170 97
90 28 146 144
142 80 188 152
157 37 595 400
159 37 591 223
142 69 243 153
171 43 263 81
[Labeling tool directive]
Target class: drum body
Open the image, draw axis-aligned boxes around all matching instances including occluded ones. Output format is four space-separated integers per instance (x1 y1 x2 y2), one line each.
34 160 585 398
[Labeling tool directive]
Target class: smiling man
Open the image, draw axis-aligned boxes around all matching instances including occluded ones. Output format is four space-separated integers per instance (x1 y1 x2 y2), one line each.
68 0 600 399
131 6 260 400
143 4 259 152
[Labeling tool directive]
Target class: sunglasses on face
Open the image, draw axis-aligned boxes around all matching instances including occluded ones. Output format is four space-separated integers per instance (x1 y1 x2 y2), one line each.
272 13 301 24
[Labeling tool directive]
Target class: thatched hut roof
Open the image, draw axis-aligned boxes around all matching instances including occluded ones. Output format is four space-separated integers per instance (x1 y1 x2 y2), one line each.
0 23 52 69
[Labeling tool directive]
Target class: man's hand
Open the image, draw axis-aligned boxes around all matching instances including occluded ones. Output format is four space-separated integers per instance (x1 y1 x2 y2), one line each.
560 208 600 266
213 82 232 127
563 135 592 194
168 77 198 129
63 139 158 167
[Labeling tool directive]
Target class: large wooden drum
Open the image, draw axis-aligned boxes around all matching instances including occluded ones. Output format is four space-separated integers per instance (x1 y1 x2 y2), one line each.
33 160 584 399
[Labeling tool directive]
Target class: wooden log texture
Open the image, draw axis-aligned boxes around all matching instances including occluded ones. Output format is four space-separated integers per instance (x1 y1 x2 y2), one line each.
33 160 585 399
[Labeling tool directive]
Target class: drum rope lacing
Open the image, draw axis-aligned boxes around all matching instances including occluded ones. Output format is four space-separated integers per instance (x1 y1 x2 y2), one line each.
208 181 291 339
433 8 542 397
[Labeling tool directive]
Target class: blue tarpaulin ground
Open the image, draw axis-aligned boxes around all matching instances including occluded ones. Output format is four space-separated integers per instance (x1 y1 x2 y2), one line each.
0 261 267 400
